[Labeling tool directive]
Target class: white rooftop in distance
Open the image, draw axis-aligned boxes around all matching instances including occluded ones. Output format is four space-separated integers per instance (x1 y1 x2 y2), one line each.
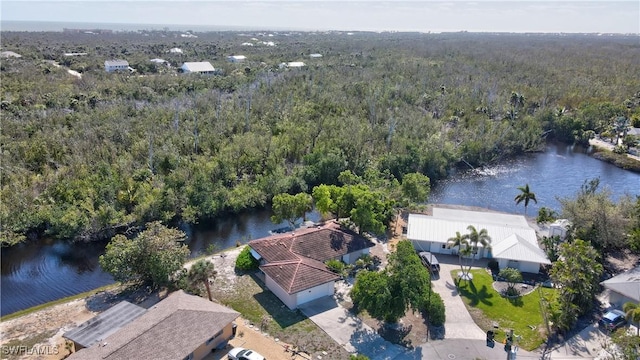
181 62 215 73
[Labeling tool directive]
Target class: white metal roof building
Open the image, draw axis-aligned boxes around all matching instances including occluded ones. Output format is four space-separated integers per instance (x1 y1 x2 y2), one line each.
407 207 550 273
227 55 246 62
181 62 215 74
104 59 129 72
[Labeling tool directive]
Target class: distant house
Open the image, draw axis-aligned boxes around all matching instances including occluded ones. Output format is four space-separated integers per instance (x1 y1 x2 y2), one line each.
309 53 323 58
149 59 169 67
104 59 129 72
407 207 551 274
63 52 88 57
227 55 247 63
249 221 374 309
169 47 183 54
241 42 254 46
0 51 22 58
279 61 306 69
65 290 239 360
602 266 640 308
181 62 215 74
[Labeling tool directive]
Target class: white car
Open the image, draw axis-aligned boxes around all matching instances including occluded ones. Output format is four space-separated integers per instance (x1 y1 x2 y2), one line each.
227 347 266 360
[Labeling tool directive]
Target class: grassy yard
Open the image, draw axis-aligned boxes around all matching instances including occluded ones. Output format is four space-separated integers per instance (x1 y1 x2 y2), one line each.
454 269 555 351
211 273 350 358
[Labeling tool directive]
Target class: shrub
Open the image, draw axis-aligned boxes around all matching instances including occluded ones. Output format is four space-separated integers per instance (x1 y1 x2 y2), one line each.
499 268 523 295
613 145 627 154
350 355 370 360
424 292 446 326
235 246 259 271
325 259 347 275
537 207 559 224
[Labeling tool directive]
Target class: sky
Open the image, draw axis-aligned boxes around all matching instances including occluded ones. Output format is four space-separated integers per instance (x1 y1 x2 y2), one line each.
1 1 639 34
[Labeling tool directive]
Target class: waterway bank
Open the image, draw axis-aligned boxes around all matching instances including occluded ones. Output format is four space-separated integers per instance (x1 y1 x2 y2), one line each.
588 138 640 173
3 142 639 316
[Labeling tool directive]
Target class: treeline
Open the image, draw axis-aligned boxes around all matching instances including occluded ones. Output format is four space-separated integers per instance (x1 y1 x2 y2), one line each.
1 31 639 245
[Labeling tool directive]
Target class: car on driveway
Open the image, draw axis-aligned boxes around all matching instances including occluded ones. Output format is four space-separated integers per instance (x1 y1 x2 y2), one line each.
227 347 266 360
599 309 627 333
419 251 440 274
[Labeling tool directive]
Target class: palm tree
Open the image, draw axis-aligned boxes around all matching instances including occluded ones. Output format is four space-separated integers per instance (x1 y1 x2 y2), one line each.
623 302 640 335
188 259 217 301
614 116 631 145
509 92 525 110
466 225 492 261
447 231 471 279
515 184 537 215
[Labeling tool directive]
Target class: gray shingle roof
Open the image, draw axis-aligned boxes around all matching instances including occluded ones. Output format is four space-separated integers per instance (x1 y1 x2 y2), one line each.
67 290 239 360
63 301 146 348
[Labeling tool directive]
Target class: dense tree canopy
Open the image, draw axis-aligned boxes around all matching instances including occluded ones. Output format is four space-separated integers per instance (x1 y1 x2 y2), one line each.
548 239 603 332
1 31 638 245
351 240 435 323
559 178 635 252
270 192 313 228
99 221 190 287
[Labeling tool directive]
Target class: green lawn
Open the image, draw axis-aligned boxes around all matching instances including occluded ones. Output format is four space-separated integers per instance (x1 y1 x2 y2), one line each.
453 269 555 351
212 273 349 358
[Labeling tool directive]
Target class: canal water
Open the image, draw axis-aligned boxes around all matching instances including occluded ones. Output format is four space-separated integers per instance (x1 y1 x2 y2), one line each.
1 142 638 316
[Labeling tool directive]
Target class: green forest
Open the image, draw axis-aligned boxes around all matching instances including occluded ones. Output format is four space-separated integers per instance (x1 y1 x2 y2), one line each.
1 30 639 246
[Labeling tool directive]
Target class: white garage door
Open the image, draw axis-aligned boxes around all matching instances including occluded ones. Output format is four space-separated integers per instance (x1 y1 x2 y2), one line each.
296 282 335 307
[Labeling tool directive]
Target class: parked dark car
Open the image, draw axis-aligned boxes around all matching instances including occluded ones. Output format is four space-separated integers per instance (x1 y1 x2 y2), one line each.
419 252 440 274
599 309 627 333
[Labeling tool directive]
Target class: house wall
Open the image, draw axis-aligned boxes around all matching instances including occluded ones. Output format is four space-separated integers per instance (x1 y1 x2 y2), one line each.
295 282 335 307
105 64 128 72
609 292 637 309
265 275 297 309
191 322 235 360
342 248 370 264
497 259 540 274
411 240 453 255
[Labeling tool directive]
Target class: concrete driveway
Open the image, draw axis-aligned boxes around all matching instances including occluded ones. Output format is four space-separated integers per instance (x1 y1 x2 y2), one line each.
431 254 486 340
539 323 613 359
299 295 422 359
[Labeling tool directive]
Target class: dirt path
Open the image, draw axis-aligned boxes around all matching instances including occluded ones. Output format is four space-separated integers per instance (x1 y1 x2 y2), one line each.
1 296 110 359
590 138 640 161
46 60 82 79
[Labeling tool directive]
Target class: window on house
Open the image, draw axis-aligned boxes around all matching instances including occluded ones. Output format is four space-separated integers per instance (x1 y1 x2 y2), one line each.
206 329 224 345
441 244 446 249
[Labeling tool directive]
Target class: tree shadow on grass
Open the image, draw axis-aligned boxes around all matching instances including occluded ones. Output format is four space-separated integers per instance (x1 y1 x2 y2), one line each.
458 280 494 307
507 295 524 307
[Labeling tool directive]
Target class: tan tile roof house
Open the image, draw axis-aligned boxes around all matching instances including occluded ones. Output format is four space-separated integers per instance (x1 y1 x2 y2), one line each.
65 290 239 360
249 221 374 309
